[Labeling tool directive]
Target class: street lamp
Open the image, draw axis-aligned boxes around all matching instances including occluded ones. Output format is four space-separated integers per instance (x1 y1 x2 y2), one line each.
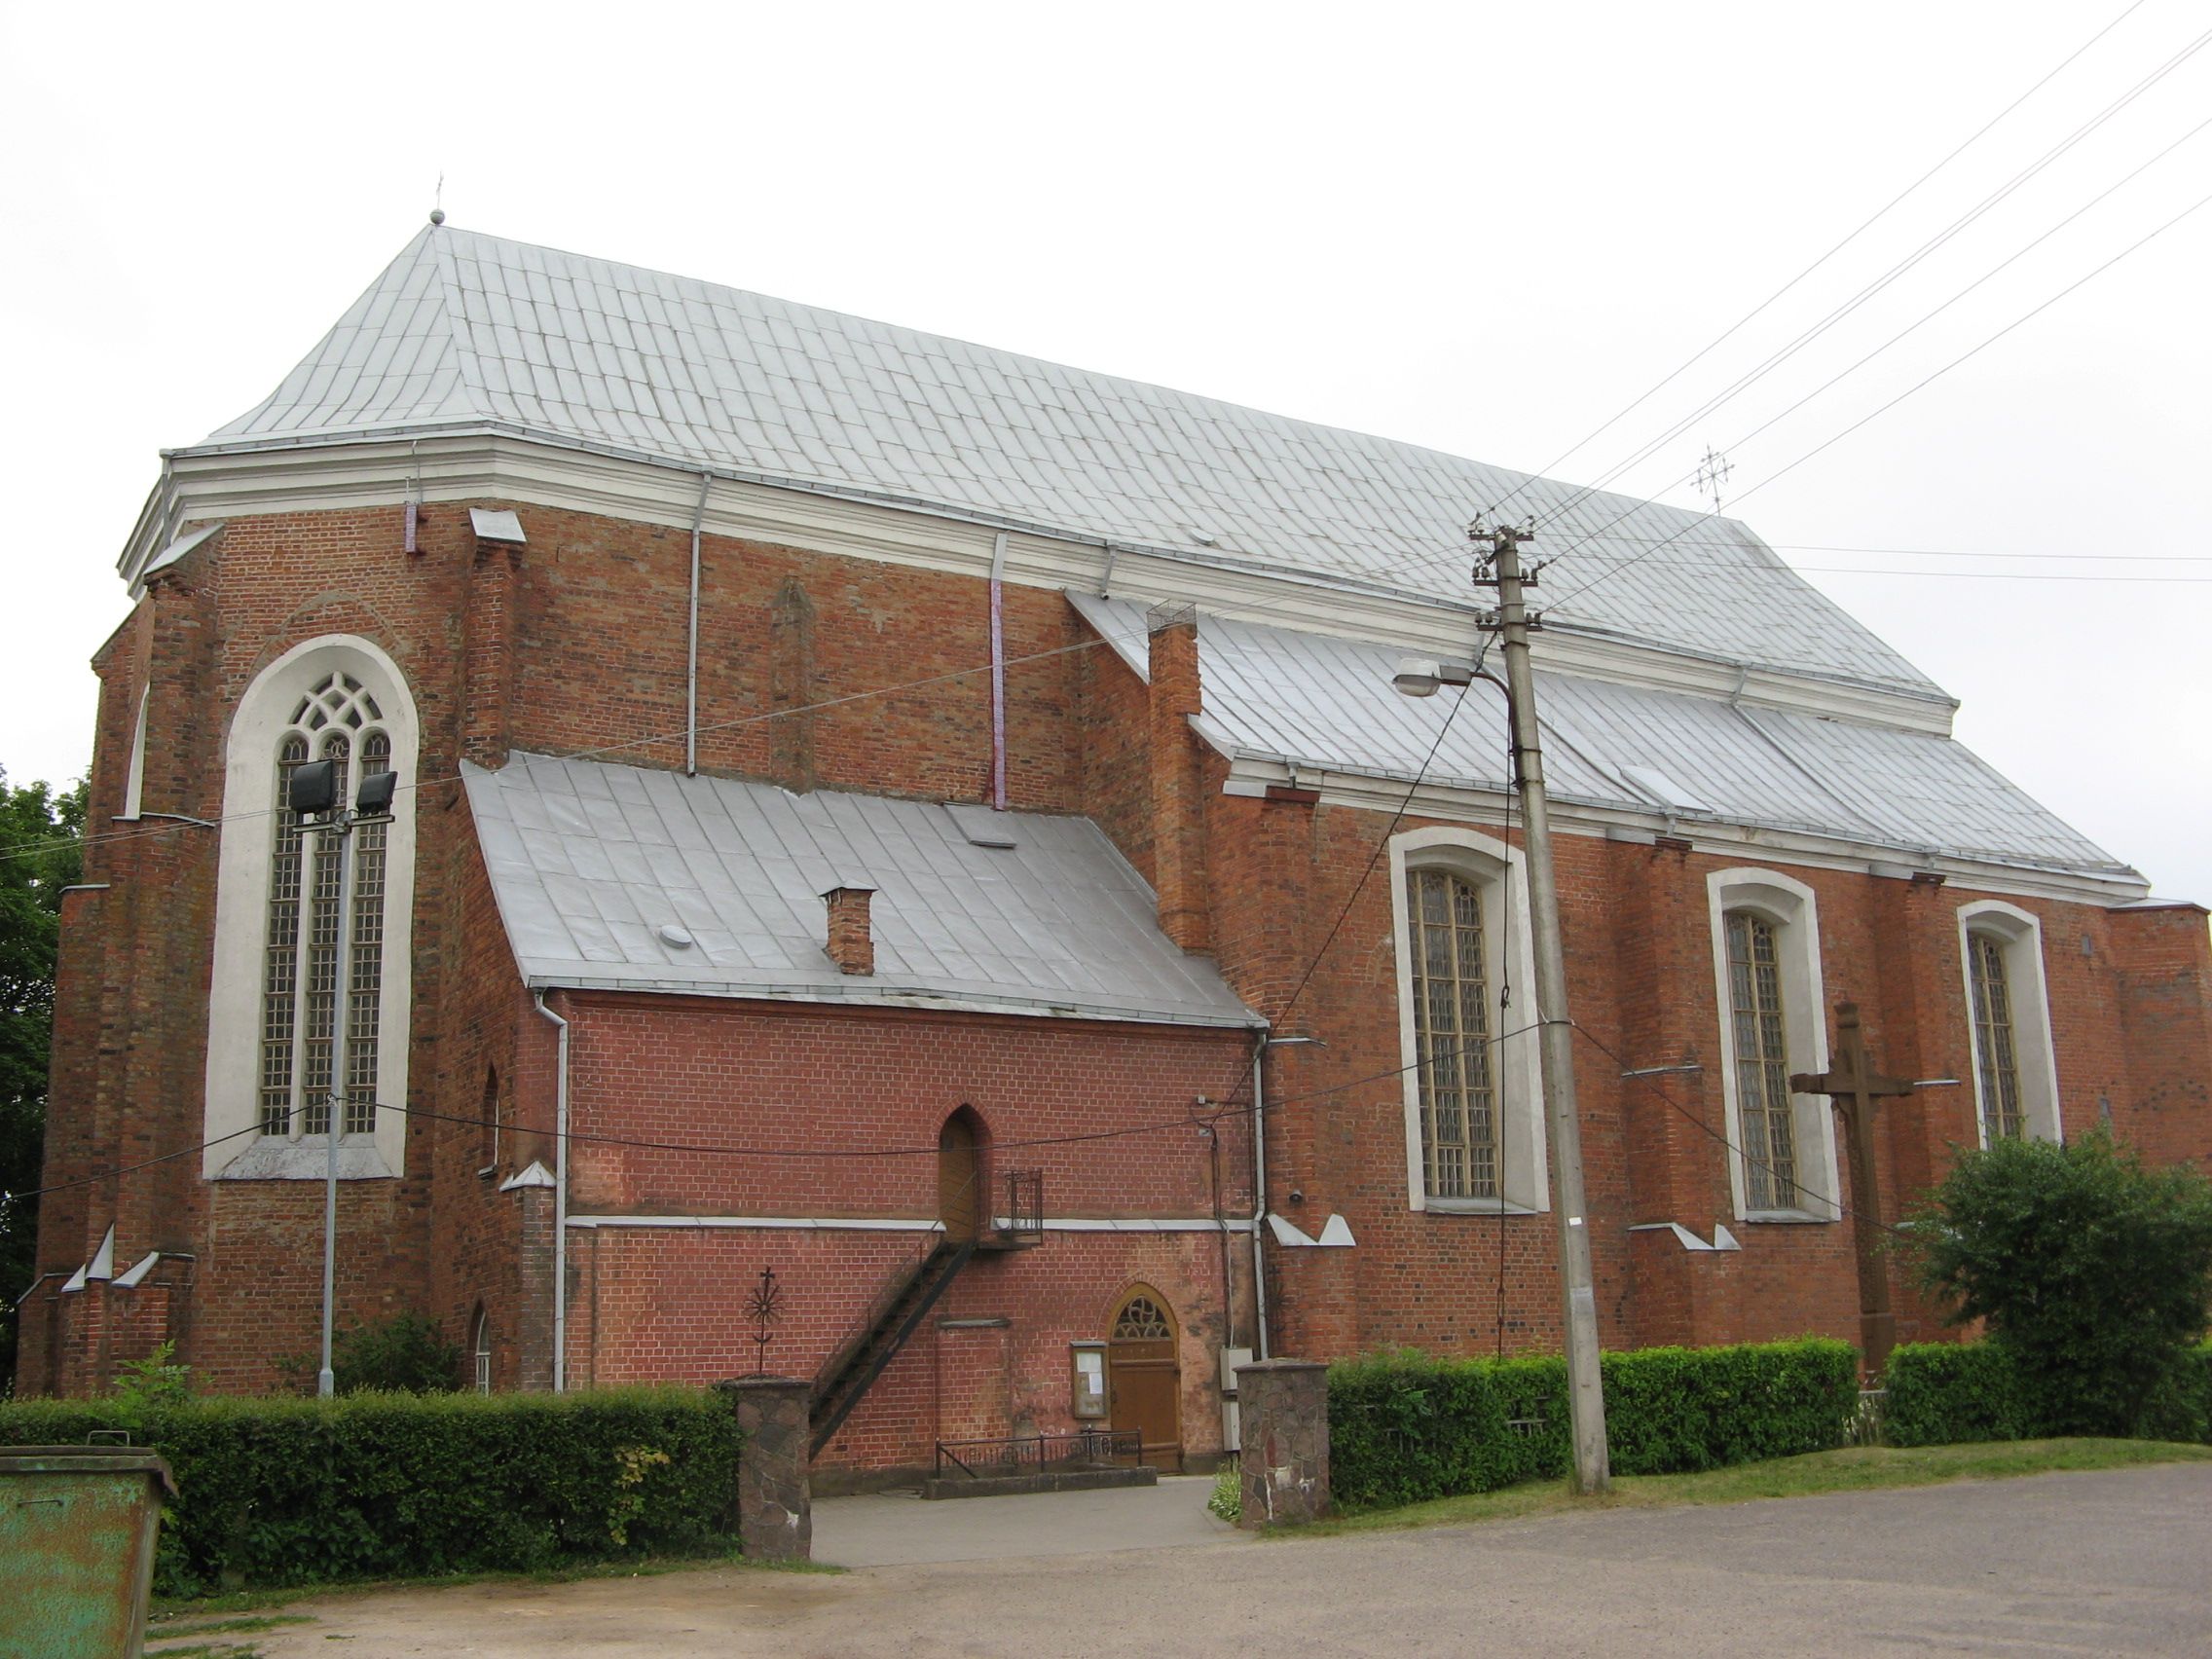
289 757 399 1398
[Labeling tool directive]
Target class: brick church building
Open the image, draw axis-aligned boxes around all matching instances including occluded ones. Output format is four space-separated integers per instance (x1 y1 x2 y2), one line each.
22 220 2212 1478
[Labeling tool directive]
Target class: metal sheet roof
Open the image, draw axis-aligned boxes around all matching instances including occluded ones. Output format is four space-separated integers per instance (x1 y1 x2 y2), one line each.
1067 594 2133 883
199 223 1939 697
463 754 1260 1026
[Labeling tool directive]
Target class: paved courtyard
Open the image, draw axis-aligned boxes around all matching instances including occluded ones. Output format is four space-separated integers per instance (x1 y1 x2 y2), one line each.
240 1462 2212 1657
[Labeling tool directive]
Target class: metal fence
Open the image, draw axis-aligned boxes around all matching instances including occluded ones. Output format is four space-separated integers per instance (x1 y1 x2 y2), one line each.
996 1167 1044 1241
933 1428 1143 1480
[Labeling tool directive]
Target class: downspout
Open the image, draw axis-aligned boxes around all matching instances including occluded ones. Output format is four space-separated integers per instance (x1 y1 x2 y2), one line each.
988 531 1009 810
533 992 571 1391
1250 1037 1271 1359
684 472 711 776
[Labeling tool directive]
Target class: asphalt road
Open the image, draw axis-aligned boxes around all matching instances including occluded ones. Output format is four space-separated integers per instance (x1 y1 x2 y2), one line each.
240 1463 2212 1657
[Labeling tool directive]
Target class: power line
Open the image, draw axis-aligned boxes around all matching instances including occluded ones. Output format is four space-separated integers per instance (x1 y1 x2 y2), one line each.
1567 1021 1916 1243
1532 18 2212 531
10 1017 1553 1205
1479 0 2155 523
1541 180 2212 618
1583 101 2212 535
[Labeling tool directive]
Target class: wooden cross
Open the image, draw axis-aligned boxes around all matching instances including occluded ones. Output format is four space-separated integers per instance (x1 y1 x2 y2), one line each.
1790 1001 1914 1379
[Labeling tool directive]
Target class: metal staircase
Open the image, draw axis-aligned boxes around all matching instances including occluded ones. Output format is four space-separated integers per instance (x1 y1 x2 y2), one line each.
809 1237 976 1457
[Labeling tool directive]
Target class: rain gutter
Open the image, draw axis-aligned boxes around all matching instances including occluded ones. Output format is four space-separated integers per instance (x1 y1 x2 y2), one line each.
989 532 1009 810
1251 1036 1271 1359
533 991 571 1391
684 472 710 775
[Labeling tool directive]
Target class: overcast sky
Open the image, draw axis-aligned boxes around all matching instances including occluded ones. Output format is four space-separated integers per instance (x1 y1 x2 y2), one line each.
3 2 2205 904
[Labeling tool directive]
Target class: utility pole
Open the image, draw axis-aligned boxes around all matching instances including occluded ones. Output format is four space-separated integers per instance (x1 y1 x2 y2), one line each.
1476 518 1610 1495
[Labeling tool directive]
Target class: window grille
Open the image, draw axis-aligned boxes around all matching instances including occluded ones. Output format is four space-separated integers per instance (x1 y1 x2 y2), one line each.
1725 911 1797 1210
474 1310 492 1394
1112 1296 1171 1340
1969 934 2024 1141
257 673 391 1141
1406 867 1496 1199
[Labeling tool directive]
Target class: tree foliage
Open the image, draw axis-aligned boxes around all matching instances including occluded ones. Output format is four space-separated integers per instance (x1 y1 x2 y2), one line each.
0 768 86 1390
1910 1129 2212 1438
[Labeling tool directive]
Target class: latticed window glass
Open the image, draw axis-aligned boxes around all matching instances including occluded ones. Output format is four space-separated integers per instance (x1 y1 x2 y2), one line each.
1726 911 1797 1210
1113 1296 1171 1340
258 673 391 1141
1406 867 1496 1199
1969 934 2024 1141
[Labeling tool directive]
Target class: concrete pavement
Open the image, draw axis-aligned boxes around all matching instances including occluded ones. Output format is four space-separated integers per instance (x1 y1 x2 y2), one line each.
812 1472 1232 1566
237 1462 2212 1657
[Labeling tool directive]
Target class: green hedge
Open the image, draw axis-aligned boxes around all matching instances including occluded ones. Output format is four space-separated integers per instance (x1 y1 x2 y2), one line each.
1329 1338 1859 1510
1881 1343 2036 1447
1884 1342 2212 1448
0 1387 741 1597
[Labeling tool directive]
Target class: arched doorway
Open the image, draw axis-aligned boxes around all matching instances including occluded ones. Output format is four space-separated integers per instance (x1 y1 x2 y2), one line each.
1107 1285 1183 1472
938 1107 987 1242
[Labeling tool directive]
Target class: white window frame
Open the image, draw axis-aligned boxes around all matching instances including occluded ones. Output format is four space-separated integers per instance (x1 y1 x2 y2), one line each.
1707 867 1840 1222
203 637 418 1180
1390 826 1548 1214
1958 900 2062 1146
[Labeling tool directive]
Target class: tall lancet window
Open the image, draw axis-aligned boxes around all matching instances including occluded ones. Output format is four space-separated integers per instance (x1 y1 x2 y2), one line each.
205 638 418 1181
260 674 392 1140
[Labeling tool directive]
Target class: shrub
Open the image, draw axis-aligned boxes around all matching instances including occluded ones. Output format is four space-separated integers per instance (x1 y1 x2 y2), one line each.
111 1340 193 1422
334 1311 463 1395
1328 1338 1857 1509
1882 1342 2035 1447
1885 1340 2212 1448
0 1386 740 1597
1908 1129 2212 1438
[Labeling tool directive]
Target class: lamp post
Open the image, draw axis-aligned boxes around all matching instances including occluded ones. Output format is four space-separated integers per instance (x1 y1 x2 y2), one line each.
288 756 398 1399
1392 519 1611 1494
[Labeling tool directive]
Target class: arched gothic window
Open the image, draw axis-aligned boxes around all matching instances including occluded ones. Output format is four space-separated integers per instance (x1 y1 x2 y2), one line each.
203 638 418 1181
1406 867 1497 1199
1957 901 2061 1146
260 674 393 1141
1723 910 1796 1212
1706 868 1840 1222
1388 827 1549 1213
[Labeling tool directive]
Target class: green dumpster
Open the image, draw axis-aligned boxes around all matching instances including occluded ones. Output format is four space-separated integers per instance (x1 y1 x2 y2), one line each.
0 1445 176 1659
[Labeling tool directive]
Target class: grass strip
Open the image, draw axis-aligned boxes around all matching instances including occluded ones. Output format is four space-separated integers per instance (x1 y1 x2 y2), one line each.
1285 1437 2212 1537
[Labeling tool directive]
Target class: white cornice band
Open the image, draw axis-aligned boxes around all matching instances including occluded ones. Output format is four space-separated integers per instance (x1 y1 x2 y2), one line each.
126 429 1959 734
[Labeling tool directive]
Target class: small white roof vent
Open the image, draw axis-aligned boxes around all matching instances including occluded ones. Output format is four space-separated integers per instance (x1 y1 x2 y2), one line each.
658 923 695 949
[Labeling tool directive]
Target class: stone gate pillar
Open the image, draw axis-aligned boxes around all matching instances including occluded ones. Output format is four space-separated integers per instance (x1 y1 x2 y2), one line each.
1235 1358 1330 1529
718 1377 813 1562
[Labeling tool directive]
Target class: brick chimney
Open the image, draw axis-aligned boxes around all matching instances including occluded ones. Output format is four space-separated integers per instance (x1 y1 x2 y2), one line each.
1147 602 1209 952
820 884 877 976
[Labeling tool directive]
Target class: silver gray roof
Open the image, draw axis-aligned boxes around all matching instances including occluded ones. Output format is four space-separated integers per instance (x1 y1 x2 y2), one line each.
463 754 1260 1026
1067 595 2133 885
199 224 1938 698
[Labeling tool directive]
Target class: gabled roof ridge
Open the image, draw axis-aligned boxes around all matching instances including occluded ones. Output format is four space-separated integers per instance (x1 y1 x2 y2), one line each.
423 219 490 419
180 221 1945 699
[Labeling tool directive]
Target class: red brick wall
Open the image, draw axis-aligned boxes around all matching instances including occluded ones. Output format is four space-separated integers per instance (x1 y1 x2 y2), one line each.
551 993 1254 1474
1202 780 2212 1370
29 485 2212 1441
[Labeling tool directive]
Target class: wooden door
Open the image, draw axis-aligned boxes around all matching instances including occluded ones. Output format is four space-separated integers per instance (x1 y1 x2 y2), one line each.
938 1111 981 1241
1107 1287 1183 1471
